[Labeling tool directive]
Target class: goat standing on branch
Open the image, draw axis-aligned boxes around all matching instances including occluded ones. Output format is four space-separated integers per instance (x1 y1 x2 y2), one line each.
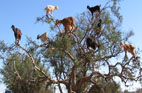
44 5 59 17
95 19 102 37
86 37 100 51
120 42 136 58
87 5 101 16
11 25 22 45
37 32 48 44
55 16 75 34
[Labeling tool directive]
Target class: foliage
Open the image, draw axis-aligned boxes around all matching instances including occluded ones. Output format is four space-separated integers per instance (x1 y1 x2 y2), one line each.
0 0 142 93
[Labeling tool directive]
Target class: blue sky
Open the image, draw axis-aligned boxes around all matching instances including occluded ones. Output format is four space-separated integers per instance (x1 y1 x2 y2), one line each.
0 0 142 92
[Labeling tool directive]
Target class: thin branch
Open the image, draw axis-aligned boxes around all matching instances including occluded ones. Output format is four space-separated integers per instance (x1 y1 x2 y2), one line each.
92 52 119 62
56 24 63 33
64 50 75 62
101 0 112 12
55 72 63 93
69 64 77 90
13 66 22 80
80 27 91 43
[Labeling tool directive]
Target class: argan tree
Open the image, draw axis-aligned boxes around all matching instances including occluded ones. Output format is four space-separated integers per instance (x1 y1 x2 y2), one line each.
0 0 142 93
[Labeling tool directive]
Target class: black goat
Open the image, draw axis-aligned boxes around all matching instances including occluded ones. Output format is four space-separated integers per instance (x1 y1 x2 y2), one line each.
87 5 101 16
97 19 102 28
96 19 102 36
86 37 100 50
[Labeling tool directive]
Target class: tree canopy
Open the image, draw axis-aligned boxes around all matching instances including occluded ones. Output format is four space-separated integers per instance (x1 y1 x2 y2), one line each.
0 0 142 93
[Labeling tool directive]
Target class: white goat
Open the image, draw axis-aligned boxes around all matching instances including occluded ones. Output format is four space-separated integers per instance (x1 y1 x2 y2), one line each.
120 42 136 58
44 5 59 17
37 32 48 43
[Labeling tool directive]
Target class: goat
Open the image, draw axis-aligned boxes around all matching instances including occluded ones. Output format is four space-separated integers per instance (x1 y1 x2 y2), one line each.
37 32 48 44
120 42 136 58
11 25 22 45
95 19 102 37
87 5 101 16
55 16 75 34
44 5 59 17
97 19 102 28
86 37 100 50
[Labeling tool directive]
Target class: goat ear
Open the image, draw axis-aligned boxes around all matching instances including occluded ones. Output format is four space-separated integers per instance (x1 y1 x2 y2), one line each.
56 6 59 10
87 5 90 8
120 42 123 46
55 20 58 25
11 25 14 28
130 45 135 49
44 7 47 10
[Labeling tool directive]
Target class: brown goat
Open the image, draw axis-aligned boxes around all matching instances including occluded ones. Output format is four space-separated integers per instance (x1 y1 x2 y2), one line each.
11 25 22 45
55 16 75 34
120 42 136 58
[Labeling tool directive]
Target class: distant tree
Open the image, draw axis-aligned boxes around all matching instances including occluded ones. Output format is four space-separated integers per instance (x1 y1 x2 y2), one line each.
0 39 55 93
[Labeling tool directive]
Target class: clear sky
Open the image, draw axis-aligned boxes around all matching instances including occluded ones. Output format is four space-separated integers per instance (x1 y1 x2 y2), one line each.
0 0 142 92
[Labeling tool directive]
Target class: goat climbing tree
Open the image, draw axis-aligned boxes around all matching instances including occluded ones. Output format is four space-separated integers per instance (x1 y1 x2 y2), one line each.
0 0 142 93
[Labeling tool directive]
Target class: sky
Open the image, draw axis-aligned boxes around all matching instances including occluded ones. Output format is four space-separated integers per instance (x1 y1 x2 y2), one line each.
0 0 142 92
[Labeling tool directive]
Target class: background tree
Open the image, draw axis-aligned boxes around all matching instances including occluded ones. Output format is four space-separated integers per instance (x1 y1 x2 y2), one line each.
0 39 55 93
